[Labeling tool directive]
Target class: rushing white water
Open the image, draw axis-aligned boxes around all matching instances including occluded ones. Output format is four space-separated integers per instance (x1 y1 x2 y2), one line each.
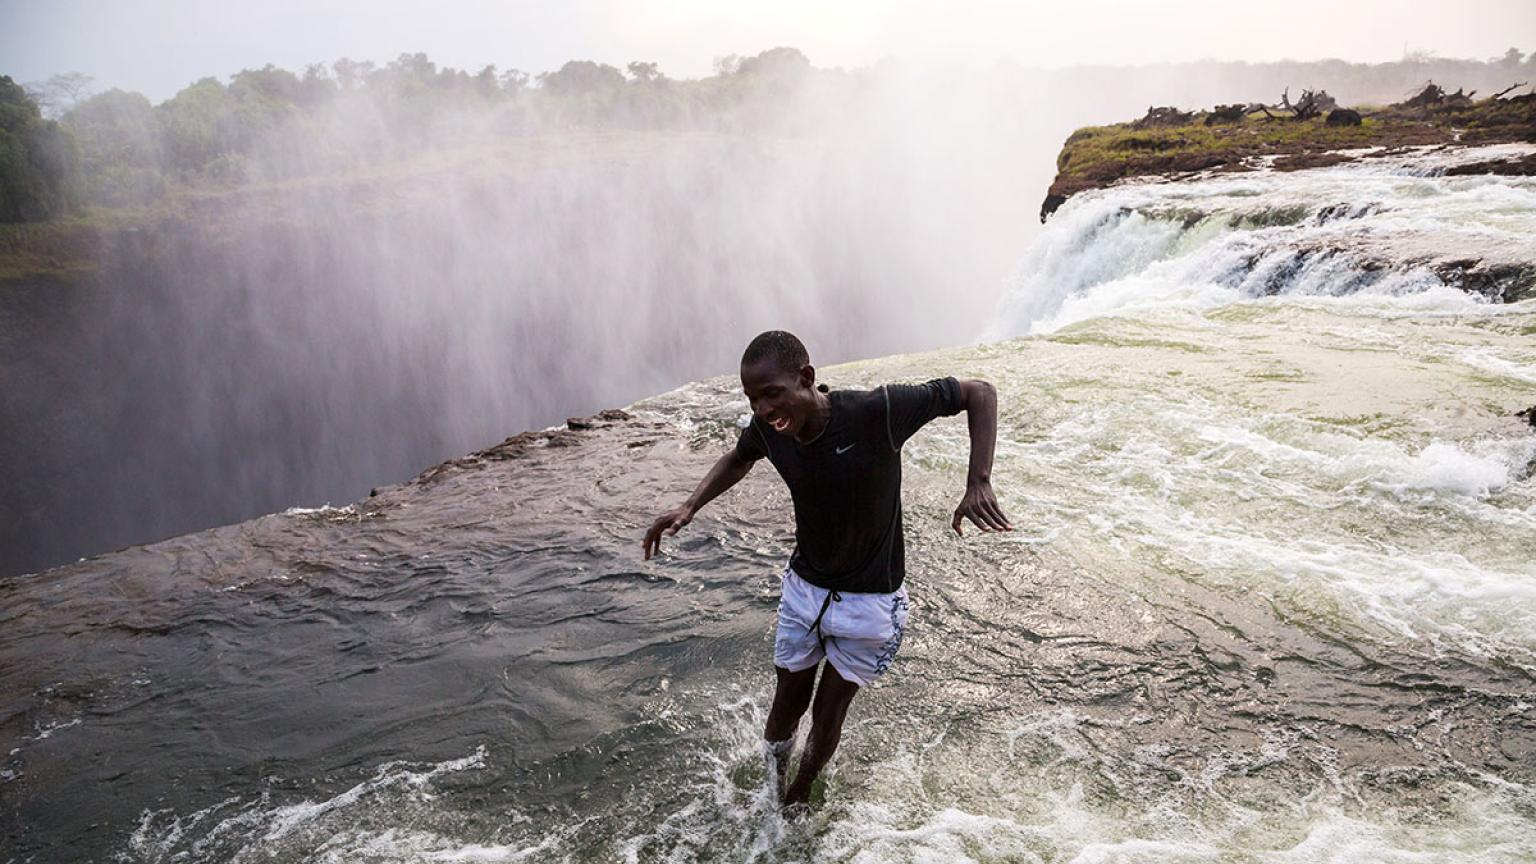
14 146 1535 864
987 145 1536 338
629 152 1536 861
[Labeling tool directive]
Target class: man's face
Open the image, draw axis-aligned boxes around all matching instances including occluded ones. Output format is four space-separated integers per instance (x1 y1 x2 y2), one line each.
740 358 816 438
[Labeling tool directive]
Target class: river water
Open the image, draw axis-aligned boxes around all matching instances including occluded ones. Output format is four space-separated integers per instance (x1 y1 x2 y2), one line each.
3 148 1534 862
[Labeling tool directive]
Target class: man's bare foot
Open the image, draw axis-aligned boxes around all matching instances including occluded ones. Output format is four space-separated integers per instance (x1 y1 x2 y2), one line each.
781 800 811 821
782 776 813 809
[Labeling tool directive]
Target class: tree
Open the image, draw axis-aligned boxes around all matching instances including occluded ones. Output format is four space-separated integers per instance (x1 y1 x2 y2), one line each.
156 77 238 173
627 61 665 84
539 60 626 96
503 68 534 94
385 52 439 91
736 48 810 83
0 76 82 221
23 72 95 118
299 64 338 105
230 65 303 104
63 89 164 206
729 48 812 101
498 68 529 95
474 65 500 99
332 58 375 91
538 61 628 129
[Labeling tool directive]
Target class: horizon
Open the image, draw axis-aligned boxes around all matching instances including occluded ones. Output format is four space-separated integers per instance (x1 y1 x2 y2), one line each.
2 0 1532 102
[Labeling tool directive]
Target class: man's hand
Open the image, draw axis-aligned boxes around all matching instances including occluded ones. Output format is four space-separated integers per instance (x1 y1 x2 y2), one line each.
952 479 1012 536
643 505 695 560
640 451 756 562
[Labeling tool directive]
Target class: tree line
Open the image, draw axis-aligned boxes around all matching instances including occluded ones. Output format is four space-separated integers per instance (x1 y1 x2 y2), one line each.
1 48 822 221
2 46 1532 223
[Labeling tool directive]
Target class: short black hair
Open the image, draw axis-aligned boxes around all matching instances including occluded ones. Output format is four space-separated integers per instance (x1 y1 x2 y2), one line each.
741 330 809 375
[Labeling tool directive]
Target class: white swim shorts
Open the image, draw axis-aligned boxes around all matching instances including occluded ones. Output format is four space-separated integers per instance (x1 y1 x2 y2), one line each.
773 567 909 687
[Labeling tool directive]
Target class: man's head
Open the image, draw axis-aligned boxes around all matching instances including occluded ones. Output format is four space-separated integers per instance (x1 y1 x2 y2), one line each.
740 330 819 438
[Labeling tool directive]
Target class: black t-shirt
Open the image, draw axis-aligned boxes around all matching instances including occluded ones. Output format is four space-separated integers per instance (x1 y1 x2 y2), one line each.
734 377 965 594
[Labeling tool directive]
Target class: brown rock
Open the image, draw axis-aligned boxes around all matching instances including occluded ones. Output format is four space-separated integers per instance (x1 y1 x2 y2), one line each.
1326 108 1363 126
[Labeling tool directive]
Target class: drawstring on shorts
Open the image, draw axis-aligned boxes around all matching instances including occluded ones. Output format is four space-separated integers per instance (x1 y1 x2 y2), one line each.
808 589 842 649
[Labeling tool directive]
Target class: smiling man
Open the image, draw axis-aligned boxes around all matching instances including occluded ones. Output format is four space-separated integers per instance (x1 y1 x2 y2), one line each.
642 329 1009 810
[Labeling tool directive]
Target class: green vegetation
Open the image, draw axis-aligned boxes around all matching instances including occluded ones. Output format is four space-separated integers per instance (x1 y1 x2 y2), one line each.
1059 115 1381 178
2 48 819 225
0 219 99 281
0 48 827 279
0 76 81 221
1044 87 1536 217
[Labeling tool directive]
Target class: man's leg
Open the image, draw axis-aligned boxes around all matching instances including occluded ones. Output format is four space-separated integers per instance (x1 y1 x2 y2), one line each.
783 663 860 807
764 664 818 791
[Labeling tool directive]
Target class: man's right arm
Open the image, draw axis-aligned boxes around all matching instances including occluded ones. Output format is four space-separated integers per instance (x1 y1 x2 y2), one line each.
642 449 756 560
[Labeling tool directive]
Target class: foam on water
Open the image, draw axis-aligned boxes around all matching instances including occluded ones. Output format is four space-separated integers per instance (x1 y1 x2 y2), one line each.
987 147 1536 338
1393 441 1525 497
1191 420 1532 501
817 707 1536 860
313 831 557 863
114 698 1536 863
1004 393 1536 657
812 707 1536 864
124 748 496 862
1459 348 1536 384
1267 285 1502 318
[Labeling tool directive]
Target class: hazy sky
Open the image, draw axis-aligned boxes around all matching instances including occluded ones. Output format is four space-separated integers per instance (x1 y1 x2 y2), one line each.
3 0 1533 101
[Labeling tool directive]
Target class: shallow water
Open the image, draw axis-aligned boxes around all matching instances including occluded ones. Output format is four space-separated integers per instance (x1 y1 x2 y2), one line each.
4 154 1535 863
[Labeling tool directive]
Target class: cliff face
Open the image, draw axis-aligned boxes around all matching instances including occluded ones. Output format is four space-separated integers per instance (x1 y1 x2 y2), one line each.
1040 90 1536 222
0 133 1015 578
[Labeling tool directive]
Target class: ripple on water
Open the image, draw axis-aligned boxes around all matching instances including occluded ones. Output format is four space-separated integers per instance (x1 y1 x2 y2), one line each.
115 697 1536 863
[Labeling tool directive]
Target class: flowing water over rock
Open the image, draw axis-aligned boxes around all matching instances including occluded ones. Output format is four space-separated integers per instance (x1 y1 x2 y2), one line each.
990 143 1536 338
3 149 1534 862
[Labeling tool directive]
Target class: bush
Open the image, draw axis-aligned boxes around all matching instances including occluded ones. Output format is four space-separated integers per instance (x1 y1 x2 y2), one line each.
64 89 165 207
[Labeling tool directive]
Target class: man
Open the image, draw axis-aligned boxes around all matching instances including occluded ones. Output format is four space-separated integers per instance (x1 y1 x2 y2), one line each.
642 330 1009 810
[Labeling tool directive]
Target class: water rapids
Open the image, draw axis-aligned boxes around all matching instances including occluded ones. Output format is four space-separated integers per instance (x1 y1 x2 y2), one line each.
3 146 1534 863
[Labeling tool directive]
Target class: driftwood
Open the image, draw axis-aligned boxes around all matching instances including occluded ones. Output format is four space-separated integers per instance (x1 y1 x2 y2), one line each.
1492 82 1529 100
1446 87 1477 106
1400 81 1484 110
1133 105 1195 128
1402 82 1445 108
1204 103 1248 124
1279 87 1337 120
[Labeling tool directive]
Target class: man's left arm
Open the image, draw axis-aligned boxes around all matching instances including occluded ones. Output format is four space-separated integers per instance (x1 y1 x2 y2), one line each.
952 379 1012 536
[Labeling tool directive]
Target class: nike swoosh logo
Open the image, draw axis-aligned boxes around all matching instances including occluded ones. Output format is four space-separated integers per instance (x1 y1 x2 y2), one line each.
835 443 856 455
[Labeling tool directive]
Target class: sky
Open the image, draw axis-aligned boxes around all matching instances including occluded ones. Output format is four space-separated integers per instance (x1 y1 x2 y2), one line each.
2 0 1533 101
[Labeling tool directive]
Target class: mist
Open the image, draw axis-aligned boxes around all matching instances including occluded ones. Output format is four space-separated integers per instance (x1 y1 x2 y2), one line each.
3 49 1532 576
